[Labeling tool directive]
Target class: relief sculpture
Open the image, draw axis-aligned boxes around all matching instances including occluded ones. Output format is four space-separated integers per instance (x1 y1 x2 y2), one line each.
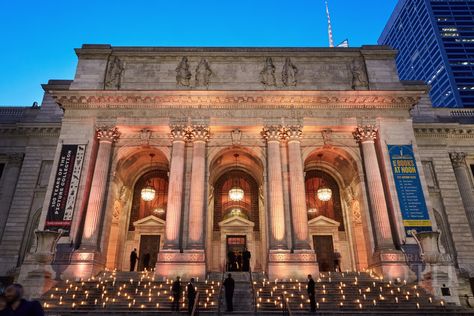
195 58 213 87
176 57 192 87
351 59 369 90
104 56 124 90
282 57 298 87
260 57 276 87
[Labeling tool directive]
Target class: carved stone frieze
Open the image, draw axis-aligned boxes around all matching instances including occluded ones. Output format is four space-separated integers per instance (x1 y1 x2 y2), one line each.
158 252 205 262
268 252 316 262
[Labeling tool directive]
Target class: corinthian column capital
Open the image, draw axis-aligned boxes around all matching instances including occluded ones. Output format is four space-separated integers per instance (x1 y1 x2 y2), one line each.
262 125 285 142
284 125 303 142
189 125 210 142
353 125 378 143
170 125 190 142
450 152 467 168
96 127 120 142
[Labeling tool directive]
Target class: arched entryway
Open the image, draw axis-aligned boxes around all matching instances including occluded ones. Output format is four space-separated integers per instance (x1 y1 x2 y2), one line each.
103 147 169 271
304 148 370 272
207 147 265 272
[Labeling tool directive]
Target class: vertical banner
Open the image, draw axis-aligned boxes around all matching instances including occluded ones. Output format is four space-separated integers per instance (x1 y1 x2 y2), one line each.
45 144 86 235
388 145 432 236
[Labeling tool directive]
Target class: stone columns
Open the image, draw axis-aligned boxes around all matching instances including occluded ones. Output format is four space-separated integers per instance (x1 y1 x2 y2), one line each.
450 152 474 237
81 127 119 250
0 153 23 240
285 125 311 250
262 125 287 249
353 125 394 251
163 125 188 250
187 125 209 249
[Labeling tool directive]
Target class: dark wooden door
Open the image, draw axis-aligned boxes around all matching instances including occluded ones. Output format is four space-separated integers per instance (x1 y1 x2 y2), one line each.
138 235 160 271
313 235 335 272
226 235 246 271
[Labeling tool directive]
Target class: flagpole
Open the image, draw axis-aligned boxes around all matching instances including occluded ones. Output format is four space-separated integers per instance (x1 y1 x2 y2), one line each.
325 0 335 48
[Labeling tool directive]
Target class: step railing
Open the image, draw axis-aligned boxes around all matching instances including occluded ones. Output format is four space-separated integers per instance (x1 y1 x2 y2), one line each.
191 292 200 316
249 267 258 315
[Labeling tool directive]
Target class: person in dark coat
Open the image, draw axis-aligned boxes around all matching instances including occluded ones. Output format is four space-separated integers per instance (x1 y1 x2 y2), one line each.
242 248 251 272
334 250 342 272
5 284 44 316
142 253 151 271
227 250 235 271
307 274 316 312
187 278 197 314
0 294 8 316
223 273 235 312
171 276 181 312
130 248 138 272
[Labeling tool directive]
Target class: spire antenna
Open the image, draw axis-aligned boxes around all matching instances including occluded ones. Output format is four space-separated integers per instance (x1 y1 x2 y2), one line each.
325 0 335 48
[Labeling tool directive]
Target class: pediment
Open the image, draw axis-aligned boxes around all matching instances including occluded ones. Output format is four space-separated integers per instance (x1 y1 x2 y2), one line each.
218 216 255 228
133 215 165 227
308 215 340 228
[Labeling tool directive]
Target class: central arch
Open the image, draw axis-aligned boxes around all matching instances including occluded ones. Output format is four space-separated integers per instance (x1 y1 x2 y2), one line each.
207 146 265 272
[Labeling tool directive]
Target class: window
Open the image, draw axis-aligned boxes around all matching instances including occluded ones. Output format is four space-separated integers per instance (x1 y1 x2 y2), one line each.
0 163 4 180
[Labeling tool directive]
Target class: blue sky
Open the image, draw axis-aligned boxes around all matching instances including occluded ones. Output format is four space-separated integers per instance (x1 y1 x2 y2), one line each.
0 0 398 106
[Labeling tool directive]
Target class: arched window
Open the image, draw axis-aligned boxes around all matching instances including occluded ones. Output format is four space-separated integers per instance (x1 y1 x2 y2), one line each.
214 170 259 231
129 170 168 231
305 170 345 231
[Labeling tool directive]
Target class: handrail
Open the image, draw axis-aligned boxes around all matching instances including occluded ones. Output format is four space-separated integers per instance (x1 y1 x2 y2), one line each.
249 267 258 315
191 292 200 316
217 262 226 316
282 293 293 316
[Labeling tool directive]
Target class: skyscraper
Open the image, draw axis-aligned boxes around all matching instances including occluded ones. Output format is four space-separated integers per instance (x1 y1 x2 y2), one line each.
379 0 474 108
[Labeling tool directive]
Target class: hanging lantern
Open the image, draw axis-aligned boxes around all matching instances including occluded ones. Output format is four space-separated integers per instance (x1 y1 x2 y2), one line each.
141 184 156 202
317 187 332 202
228 187 244 202
141 153 156 202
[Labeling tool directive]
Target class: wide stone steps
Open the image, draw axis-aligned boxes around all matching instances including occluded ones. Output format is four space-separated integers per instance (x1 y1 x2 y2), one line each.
254 272 467 314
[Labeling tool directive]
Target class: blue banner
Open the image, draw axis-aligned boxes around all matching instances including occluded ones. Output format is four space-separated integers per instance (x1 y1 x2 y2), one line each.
387 145 432 236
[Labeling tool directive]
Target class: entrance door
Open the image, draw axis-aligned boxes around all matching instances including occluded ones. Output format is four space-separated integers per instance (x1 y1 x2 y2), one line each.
313 235 335 272
138 235 160 271
226 235 246 271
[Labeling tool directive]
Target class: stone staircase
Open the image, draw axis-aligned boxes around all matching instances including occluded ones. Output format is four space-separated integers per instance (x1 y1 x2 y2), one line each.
38 270 474 315
219 272 255 315
254 271 471 315
41 270 220 315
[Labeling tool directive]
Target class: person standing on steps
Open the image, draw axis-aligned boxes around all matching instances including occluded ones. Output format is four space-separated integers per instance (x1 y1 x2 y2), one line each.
187 278 197 314
242 247 251 272
307 274 316 313
223 273 235 312
171 276 181 312
334 250 342 272
130 248 138 272
227 250 235 271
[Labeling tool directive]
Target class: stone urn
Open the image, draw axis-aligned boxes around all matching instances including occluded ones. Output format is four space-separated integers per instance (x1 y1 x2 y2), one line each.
412 231 441 265
31 229 63 264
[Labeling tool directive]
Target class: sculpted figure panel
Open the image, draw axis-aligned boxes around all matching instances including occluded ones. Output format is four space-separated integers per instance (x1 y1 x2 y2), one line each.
195 58 213 87
176 57 192 87
104 56 124 90
260 57 276 87
351 59 369 90
282 57 298 87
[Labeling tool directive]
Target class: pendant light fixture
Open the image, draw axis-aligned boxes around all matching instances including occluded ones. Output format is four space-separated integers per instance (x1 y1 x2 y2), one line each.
228 153 244 202
141 153 156 202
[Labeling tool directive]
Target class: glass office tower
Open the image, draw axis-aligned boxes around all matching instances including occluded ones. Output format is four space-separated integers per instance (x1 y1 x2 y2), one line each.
379 0 474 108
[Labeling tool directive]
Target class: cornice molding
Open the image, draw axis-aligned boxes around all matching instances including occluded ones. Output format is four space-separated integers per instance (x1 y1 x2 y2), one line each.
414 127 474 138
0 125 61 137
48 90 420 111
